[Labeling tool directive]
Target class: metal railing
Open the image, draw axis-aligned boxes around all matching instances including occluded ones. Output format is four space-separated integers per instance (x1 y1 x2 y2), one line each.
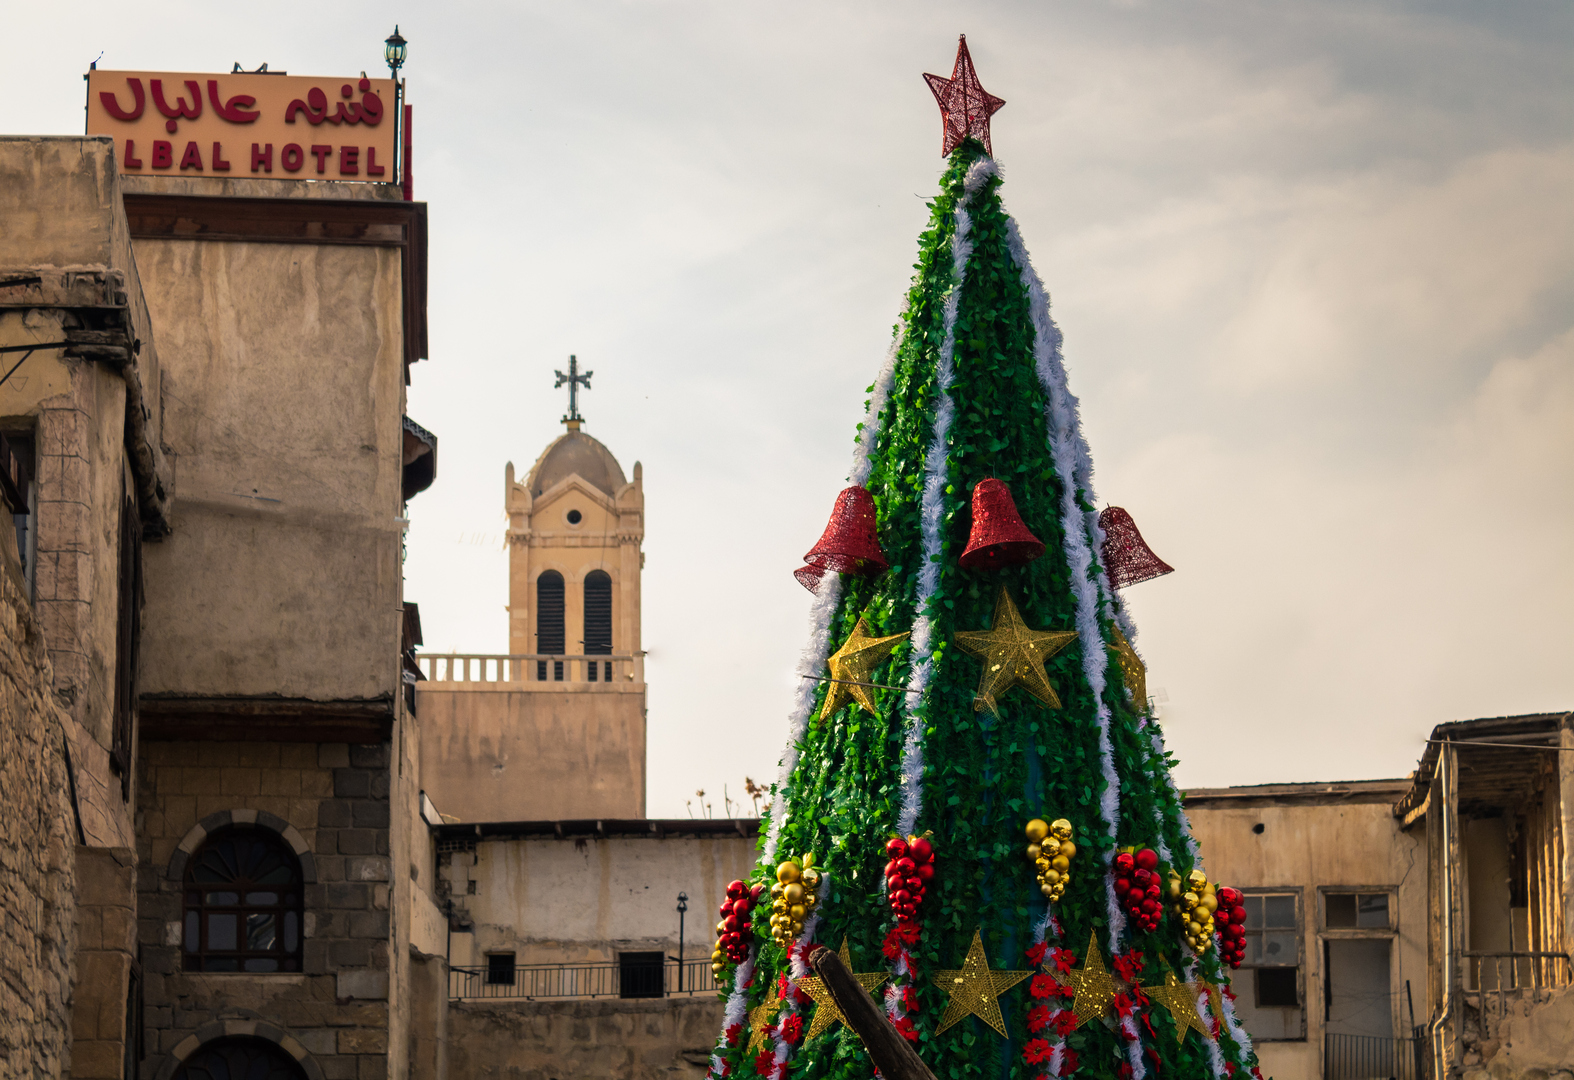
450 957 718 1001
1323 1030 1424 1080
1462 950 1572 1041
416 653 644 686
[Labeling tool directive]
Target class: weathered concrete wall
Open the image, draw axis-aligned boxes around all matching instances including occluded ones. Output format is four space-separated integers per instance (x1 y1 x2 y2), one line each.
446 834 757 968
131 234 405 704
1187 787 1426 1080
448 996 720 1080
137 741 396 1080
418 685 647 821
0 532 78 1079
1470 985 1574 1080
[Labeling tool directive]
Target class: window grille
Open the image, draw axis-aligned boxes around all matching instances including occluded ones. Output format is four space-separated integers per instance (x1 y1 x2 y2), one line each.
182 828 303 972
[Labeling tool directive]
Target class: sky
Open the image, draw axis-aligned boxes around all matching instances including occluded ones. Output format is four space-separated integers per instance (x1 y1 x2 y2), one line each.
6 1 1572 818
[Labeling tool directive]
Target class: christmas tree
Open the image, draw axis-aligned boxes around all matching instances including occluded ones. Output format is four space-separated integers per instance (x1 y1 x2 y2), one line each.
707 39 1264 1080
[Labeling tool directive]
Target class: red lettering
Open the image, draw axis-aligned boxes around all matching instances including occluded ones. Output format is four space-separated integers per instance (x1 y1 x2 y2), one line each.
123 140 143 169
359 91 384 126
178 141 203 171
285 87 328 125
251 143 273 173
281 144 304 172
339 146 359 176
365 146 386 177
151 141 173 169
100 78 146 121
212 143 231 171
205 80 259 123
151 78 202 134
309 145 332 173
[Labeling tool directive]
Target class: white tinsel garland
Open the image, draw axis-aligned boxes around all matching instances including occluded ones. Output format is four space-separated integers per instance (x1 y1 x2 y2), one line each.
988 162 1126 943
894 160 983 836
707 949 755 1079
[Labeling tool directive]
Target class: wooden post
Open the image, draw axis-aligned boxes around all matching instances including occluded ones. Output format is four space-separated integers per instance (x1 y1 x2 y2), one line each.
808 946 938 1080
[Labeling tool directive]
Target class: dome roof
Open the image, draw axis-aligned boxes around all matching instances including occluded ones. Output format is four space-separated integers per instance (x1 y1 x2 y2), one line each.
526 430 627 498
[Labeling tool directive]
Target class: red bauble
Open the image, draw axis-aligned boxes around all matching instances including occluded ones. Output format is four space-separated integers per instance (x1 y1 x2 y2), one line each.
916 863 935 881
1114 852 1135 873
959 478 1044 570
886 837 909 859
726 880 746 899
909 837 934 863
1135 849 1159 872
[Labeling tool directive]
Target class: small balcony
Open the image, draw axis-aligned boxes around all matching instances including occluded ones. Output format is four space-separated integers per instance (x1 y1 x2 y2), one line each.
415 653 645 689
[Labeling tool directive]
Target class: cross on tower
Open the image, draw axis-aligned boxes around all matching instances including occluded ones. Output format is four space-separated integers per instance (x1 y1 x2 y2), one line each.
554 355 593 428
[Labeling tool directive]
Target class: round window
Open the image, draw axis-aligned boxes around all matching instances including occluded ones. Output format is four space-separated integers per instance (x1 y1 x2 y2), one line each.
566 509 582 525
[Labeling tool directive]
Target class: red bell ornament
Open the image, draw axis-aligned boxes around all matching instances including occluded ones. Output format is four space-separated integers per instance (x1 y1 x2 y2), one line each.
801 486 889 580
792 565 827 593
1097 506 1174 590
959 478 1044 570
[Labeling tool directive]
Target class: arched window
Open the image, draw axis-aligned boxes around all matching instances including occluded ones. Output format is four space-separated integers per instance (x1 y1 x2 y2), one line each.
536 570 565 681
174 1037 308 1080
183 828 303 972
584 570 612 682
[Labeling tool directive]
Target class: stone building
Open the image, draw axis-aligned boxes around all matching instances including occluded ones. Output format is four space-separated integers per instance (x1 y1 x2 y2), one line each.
1185 710 1574 1080
416 415 647 823
0 124 448 1080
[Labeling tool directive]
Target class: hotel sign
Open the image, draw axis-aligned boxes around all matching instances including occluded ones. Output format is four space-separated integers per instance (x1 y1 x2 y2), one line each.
86 71 397 182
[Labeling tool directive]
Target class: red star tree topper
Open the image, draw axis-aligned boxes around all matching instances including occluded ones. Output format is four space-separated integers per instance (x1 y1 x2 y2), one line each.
923 35 1006 156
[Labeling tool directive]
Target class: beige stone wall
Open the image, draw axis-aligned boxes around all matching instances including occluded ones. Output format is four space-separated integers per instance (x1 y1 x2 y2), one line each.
446 834 758 968
417 684 647 822
70 847 138 1080
448 996 720 1080
0 532 79 1079
1186 789 1427 1080
131 234 405 705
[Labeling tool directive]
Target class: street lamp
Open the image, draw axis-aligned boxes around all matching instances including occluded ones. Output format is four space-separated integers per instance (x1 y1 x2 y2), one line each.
675 892 689 993
384 26 408 79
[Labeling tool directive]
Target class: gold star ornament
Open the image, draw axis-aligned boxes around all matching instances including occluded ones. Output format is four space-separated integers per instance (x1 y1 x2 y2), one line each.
931 928 1033 1037
954 589 1078 717
746 988 783 1053
1054 932 1120 1029
795 938 890 1041
1144 968 1210 1044
1107 624 1147 712
819 616 909 721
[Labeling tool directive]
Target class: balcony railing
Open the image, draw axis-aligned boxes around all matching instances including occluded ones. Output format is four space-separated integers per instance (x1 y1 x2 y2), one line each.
449 957 718 1001
416 653 644 686
1462 950 1572 1042
1323 1030 1424 1080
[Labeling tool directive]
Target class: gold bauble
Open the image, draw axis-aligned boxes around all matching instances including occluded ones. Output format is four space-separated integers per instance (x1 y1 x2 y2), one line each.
1200 894 1217 913
1040 883 1054 897
1035 856 1051 872
1044 868 1061 884
783 882 806 904
770 882 785 897
1025 819 1050 843
1051 855 1071 873
1050 818 1073 838
1026 843 1042 861
1187 869 1206 889
801 868 821 889
1060 840 1077 860
772 898 787 912
789 904 806 921
1182 891 1199 908
1188 921 1202 936
777 861 802 884
717 920 727 933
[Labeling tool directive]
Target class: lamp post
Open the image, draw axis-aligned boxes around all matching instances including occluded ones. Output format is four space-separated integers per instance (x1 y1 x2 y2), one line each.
383 26 410 199
675 892 689 994
383 26 407 78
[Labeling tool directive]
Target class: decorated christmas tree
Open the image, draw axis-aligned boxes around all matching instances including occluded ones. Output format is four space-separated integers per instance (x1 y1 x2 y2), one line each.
706 39 1264 1080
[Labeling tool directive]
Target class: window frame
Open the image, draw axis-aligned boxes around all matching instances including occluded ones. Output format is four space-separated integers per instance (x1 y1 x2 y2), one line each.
1316 885 1400 1041
182 826 305 973
485 951 516 986
535 569 565 681
1236 885 1307 1042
